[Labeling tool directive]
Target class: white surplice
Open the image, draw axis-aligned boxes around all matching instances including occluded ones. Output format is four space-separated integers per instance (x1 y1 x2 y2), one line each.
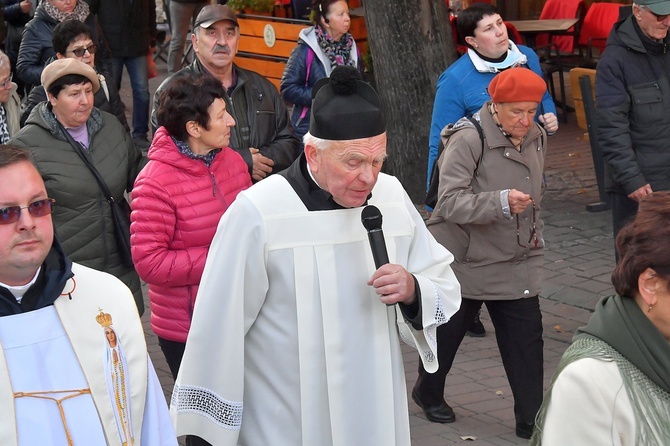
171 173 461 446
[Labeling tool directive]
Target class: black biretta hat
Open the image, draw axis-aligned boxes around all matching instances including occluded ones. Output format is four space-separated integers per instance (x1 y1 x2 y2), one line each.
309 66 386 140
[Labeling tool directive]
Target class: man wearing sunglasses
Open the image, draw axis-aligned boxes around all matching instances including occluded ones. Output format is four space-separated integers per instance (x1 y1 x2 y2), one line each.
0 145 178 445
596 0 670 251
20 20 130 133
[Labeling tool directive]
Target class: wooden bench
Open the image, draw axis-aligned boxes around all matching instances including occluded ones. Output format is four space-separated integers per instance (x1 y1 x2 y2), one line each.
234 14 368 90
569 67 596 140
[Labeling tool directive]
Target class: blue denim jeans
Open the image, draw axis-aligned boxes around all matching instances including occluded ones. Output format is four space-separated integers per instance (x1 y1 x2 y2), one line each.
110 55 150 139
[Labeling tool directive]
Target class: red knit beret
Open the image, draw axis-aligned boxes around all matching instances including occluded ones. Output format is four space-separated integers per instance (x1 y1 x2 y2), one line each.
488 67 547 104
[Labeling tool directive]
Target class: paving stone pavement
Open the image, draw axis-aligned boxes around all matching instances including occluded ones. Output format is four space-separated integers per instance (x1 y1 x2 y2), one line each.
124 60 616 444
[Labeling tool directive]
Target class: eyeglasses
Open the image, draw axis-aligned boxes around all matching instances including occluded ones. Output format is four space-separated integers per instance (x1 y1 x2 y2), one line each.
641 5 670 22
0 72 13 89
0 199 56 225
516 200 538 248
67 44 98 57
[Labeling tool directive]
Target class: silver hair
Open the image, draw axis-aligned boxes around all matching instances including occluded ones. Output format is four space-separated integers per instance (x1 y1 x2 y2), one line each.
302 131 334 151
0 50 9 70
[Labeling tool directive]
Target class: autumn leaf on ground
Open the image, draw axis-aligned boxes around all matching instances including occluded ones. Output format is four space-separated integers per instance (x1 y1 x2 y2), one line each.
554 324 563 333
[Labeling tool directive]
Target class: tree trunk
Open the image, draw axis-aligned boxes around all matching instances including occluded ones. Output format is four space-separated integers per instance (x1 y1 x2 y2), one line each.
363 0 457 202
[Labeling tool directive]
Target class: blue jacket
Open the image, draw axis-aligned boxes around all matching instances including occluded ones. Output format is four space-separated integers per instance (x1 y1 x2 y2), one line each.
427 44 555 187
280 26 362 141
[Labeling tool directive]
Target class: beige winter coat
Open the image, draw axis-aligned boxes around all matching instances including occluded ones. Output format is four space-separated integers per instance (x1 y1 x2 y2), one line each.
427 102 547 300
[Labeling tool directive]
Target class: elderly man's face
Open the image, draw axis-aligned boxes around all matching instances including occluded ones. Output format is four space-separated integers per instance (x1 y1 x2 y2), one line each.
0 161 54 286
494 102 538 140
192 20 240 71
306 133 387 208
634 4 670 41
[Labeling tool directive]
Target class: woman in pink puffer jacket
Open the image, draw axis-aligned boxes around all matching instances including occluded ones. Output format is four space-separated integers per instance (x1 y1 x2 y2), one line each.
131 74 252 379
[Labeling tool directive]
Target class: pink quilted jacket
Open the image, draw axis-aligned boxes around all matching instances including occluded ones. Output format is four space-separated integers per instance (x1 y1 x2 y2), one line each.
130 127 252 342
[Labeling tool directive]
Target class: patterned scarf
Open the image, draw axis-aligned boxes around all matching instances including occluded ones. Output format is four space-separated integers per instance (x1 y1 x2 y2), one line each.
0 106 10 144
172 136 220 168
315 25 355 69
41 0 90 23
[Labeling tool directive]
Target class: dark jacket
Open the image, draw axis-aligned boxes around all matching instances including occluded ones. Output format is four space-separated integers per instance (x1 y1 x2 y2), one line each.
595 16 670 194
2 0 32 66
152 59 301 180
16 3 107 86
21 63 129 131
85 0 156 58
280 26 363 140
10 103 145 314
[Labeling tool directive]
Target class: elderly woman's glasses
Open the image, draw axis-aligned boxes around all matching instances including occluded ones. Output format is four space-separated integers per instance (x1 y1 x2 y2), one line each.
516 200 538 248
641 5 669 22
0 199 56 225
67 44 98 57
0 73 13 89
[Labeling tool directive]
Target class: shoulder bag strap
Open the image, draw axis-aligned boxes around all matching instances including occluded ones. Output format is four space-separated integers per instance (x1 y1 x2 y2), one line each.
299 48 315 120
58 122 116 205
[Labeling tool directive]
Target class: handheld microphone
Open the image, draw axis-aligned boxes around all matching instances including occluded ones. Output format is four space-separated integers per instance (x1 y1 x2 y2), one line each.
361 205 389 269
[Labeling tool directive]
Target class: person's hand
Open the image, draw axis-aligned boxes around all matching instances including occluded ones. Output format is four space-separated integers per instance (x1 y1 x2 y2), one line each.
367 263 416 305
539 113 559 134
628 184 653 202
509 189 532 215
249 147 274 181
20 0 31 14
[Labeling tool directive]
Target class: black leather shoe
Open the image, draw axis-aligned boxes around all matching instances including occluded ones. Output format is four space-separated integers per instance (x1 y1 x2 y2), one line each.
516 422 535 439
466 312 486 337
411 389 456 423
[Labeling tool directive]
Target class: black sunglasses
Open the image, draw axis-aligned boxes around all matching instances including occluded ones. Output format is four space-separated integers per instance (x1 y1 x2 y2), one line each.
642 5 669 22
0 199 56 225
67 44 98 57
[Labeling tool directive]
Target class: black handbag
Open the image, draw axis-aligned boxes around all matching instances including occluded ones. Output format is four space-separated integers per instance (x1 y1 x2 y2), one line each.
60 125 134 268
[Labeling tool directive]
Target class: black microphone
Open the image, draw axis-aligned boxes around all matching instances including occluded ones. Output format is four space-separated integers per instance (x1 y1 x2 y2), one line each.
361 205 389 269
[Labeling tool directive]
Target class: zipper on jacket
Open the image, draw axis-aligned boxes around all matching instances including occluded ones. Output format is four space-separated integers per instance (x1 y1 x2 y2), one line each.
210 172 217 197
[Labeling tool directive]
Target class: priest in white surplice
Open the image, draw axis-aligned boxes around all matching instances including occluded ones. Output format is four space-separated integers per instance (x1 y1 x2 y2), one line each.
0 146 177 446
171 66 462 446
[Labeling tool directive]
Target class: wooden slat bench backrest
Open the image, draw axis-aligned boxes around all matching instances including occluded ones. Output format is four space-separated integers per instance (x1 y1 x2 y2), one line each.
234 15 368 91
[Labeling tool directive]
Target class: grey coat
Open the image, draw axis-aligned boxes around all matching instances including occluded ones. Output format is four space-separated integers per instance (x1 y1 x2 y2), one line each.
427 103 547 301
10 103 145 313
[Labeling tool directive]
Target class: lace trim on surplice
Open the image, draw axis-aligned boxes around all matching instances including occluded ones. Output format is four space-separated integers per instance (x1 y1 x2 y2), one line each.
171 384 243 430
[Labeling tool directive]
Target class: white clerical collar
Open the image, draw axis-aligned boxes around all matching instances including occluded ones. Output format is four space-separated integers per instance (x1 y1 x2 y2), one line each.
0 268 41 304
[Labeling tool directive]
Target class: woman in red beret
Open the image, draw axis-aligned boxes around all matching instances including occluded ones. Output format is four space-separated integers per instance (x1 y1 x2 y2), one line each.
413 67 548 440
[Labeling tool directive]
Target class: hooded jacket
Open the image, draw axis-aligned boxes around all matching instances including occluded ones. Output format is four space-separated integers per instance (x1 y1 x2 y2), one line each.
9 103 145 313
595 15 670 195
427 103 546 300
131 126 251 343
280 26 362 140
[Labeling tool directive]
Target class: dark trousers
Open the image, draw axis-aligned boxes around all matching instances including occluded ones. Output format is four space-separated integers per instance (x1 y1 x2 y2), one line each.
158 336 186 380
414 297 544 424
158 337 212 446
